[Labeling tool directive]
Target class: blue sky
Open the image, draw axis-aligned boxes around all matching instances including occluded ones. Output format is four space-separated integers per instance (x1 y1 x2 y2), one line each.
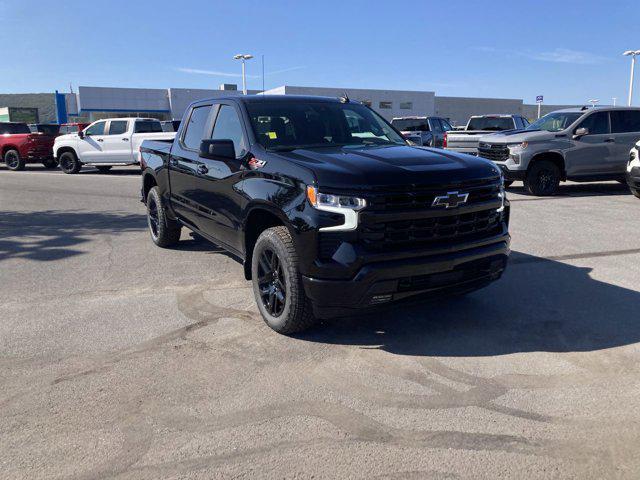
0 0 636 105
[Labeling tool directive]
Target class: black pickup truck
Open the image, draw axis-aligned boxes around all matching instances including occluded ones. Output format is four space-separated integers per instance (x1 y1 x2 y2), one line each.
140 95 510 334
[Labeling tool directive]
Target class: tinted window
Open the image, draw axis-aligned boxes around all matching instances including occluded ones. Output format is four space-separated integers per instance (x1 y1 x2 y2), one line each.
210 105 247 158
108 120 128 135
522 117 530 127
246 101 405 150
577 111 609 135
30 124 60 135
391 118 429 131
85 122 106 136
0 123 31 134
467 117 515 131
134 120 162 133
440 119 453 131
610 110 640 133
430 118 443 132
182 106 212 150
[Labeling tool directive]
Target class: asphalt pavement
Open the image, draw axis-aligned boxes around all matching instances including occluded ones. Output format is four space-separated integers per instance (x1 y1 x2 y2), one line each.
1 164 639 479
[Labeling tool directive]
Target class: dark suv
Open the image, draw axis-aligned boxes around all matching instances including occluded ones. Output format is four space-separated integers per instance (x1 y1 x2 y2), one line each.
140 96 510 334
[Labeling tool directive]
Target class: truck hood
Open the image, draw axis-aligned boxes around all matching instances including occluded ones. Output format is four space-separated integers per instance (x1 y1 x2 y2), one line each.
273 145 501 189
479 129 557 144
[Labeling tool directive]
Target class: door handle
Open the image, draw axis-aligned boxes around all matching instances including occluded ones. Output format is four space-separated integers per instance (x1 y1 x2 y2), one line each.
604 138 615 143
197 164 209 175
97 138 103 142
122 138 129 142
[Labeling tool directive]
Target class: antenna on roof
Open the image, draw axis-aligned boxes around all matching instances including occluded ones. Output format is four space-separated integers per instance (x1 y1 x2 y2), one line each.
339 91 350 103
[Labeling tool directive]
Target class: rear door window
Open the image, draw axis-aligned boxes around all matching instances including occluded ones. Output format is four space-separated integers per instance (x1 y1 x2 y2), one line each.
577 111 610 135
182 105 212 150
108 120 128 135
610 110 640 133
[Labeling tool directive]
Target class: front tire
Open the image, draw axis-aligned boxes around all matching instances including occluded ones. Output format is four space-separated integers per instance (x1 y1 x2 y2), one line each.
524 160 561 196
251 226 317 334
146 186 181 247
59 151 81 174
42 158 58 169
4 149 25 171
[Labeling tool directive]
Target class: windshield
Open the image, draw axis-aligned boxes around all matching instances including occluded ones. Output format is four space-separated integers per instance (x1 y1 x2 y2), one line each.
245 101 406 151
467 117 515 131
526 112 582 132
0 123 31 134
391 118 428 132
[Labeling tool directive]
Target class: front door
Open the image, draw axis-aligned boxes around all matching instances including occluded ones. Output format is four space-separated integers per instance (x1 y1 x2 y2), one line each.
565 111 613 177
78 121 106 163
98 120 131 163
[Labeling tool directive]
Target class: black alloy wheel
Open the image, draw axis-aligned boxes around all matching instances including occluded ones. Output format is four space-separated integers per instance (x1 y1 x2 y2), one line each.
5 150 24 171
257 248 287 317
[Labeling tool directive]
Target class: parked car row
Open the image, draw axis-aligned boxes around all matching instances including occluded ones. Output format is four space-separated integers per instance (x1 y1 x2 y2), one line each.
0 118 176 174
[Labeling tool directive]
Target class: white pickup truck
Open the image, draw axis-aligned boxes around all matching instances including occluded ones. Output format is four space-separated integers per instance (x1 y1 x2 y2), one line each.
53 118 176 174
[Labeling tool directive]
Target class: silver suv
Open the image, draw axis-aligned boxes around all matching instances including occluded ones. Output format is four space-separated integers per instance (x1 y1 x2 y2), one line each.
477 107 640 195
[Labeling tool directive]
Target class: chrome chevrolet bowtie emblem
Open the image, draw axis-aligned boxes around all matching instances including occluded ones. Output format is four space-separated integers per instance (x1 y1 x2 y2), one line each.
432 191 469 208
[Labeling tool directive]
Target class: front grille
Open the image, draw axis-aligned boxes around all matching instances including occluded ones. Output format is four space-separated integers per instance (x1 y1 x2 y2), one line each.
365 179 501 212
360 209 502 251
478 144 509 162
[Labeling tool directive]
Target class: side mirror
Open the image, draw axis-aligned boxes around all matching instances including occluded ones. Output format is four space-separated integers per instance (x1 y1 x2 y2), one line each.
78 130 85 139
199 139 235 160
573 127 588 139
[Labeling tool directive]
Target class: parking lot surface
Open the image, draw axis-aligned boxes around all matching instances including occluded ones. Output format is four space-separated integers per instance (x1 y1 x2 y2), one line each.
1 165 639 479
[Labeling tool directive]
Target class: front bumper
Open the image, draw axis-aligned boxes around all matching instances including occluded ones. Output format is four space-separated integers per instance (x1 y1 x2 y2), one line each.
302 239 509 318
626 166 640 190
496 164 526 181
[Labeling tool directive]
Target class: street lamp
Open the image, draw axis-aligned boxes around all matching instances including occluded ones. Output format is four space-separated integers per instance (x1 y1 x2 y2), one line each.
623 50 640 106
612 97 617 107
233 54 254 95
588 99 600 108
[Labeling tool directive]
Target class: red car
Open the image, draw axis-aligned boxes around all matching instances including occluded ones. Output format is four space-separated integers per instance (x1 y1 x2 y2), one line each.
1 122 58 170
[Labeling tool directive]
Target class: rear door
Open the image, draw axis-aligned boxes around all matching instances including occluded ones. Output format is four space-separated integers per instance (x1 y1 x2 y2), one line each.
565 111 612 176
168 104 215 231
77 121 106 163
98 120 131 163
610 110 640 176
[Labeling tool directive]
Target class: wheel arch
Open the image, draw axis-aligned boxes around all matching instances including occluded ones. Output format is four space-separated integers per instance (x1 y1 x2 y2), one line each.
242 204 290 280
142 170 158 203
529 151 566 180
2 144 20 157
56 146 78 159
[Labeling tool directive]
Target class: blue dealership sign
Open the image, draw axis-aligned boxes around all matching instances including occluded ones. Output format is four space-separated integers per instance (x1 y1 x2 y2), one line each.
536 95 544 103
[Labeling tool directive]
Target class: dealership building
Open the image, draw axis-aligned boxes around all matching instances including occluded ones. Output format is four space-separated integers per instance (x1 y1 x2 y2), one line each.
1 84 577 126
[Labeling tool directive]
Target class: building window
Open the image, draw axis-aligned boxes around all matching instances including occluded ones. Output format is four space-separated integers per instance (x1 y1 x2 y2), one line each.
379 101 392 109
400 102 412 110
360 100 372 107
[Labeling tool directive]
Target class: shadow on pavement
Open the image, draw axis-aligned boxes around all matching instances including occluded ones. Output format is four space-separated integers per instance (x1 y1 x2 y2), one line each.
298 251 640 356
508 181 630 198
0 210 147 262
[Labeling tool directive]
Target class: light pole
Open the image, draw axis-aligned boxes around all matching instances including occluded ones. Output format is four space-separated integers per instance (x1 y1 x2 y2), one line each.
233 54 254 95
588 99 600 108
612 97 617 106
623 50 640 106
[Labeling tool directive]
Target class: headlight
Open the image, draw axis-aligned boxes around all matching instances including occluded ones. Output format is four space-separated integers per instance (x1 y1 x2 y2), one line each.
306 186 366 232
508 141 528 154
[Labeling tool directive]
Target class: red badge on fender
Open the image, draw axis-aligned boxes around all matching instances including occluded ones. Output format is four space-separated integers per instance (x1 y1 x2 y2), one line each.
248 157 266 170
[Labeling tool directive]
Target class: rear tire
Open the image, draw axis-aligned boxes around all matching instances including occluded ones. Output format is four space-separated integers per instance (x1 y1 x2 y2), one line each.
631 187 640 199
96 166 112 173
59 151 81 174
4 149 25 171
251 226 318 334
524 160 561 196
42 158 58 169
146 186 181 247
